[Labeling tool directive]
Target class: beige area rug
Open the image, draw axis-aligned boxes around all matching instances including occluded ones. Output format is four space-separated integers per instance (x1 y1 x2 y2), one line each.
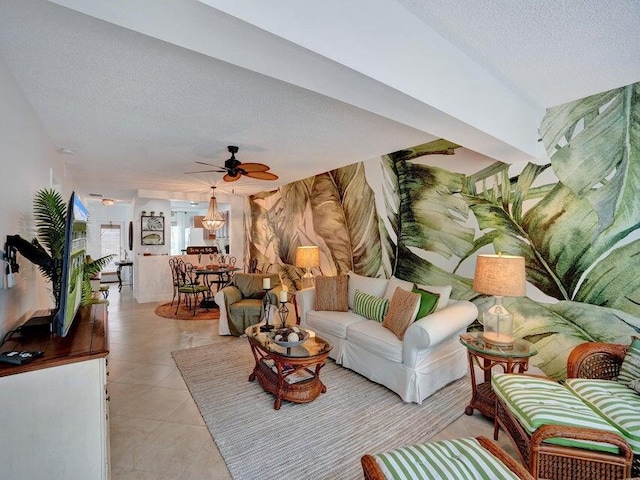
154 302 220 320
172 340 471 480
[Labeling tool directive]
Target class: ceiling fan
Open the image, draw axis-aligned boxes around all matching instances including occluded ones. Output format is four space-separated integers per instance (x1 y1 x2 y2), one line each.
185 146 278 182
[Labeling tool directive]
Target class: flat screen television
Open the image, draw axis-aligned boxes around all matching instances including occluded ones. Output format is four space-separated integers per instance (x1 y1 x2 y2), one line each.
52 192 89 337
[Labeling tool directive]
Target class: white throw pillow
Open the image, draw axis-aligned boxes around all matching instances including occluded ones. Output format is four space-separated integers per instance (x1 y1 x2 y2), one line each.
383 275 414 301
416 284 452 311
347 271 389 310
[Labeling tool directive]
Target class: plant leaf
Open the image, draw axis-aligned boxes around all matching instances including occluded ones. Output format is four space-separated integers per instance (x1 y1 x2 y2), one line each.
330 163 384 277
310 173 354 274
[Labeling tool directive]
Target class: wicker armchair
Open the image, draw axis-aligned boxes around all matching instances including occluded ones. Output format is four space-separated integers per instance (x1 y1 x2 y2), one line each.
567 342 639 477
361 436 534 480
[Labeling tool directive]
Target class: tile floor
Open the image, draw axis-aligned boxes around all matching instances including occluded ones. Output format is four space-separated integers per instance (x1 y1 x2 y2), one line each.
108 288 518 479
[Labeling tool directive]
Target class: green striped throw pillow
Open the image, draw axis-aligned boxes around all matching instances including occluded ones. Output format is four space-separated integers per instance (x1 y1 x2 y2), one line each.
353 289 389 322
373 437 521 480
617 336 640 388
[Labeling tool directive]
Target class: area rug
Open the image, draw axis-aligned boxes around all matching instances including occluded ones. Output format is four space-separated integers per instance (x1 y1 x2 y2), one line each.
154 302 220 320
172 340 471 480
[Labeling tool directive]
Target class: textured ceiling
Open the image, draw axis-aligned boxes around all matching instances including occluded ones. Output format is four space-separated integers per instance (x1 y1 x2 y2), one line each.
0 0 638 202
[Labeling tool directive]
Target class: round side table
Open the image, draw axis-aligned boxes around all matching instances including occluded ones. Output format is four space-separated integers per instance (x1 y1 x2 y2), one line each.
460 331 537 419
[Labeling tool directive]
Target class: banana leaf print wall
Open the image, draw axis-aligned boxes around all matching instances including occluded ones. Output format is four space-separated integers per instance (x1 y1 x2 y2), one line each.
247 81 640 379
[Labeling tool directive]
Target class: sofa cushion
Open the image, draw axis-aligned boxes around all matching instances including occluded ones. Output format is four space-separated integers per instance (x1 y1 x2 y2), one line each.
416 283 451 311
353 289 389 322
346 320 403 363
413 287 440 320
306 310 366 339
373 437 522 480
492 374 622 454
617 336 640 388
347 271 388 309
383 275 414 301
382 287 421 340
314 274 349 312
565 378 640 454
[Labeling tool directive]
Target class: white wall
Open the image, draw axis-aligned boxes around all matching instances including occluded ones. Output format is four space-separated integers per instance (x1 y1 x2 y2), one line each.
0 56 66 336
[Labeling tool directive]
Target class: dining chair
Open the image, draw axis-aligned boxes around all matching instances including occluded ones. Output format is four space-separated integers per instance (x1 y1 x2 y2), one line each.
175 261 209 316
168 257 183 306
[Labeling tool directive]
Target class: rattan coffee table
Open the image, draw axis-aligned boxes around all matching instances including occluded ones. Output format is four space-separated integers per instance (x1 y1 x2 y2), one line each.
245 325 332 410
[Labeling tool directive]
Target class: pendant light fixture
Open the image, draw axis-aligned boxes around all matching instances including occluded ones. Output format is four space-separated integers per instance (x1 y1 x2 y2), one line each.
201 186 225 231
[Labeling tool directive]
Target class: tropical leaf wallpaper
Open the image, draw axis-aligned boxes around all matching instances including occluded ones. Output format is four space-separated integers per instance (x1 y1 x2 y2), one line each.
246 81 640 378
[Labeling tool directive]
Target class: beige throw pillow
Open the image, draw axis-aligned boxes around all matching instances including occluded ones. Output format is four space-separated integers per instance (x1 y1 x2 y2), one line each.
314 275 349 312
382 287 421 340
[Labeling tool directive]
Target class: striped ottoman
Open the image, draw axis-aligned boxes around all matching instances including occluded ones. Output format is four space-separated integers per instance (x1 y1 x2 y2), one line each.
361 436 534 480
493 374 633 480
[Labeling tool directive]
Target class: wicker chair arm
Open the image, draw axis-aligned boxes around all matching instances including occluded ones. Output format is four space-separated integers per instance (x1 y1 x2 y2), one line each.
361 454 386 480
567 342 628 379
530 425 633 463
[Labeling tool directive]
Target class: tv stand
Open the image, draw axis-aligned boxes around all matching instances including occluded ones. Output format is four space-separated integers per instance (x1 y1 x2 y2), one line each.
0 303 110 479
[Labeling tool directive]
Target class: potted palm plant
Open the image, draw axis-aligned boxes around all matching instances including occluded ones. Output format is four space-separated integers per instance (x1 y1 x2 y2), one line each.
31 188 113 308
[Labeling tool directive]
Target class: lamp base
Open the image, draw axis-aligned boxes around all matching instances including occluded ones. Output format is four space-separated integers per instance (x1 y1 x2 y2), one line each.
301 269 315 289
482 331 514 347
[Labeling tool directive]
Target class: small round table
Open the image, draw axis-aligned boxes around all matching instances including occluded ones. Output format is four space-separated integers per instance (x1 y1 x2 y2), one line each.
460 331 537 418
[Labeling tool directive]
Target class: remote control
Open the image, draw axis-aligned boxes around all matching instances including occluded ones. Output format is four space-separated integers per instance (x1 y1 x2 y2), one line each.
0 350 44 365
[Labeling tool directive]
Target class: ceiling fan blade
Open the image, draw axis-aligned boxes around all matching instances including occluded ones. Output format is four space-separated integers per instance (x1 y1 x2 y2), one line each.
195 160 223 167
184 169 226 174
223 173 241 182
245 171 279 181
238 162 270 173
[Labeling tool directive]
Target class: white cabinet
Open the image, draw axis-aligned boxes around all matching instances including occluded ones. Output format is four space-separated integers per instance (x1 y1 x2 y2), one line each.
0 358 110 479
0 304 110 479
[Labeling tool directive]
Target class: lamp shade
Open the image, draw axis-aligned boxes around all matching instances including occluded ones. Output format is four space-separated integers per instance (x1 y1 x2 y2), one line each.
473 254 526 297
201 186 225 231
295 246 320 269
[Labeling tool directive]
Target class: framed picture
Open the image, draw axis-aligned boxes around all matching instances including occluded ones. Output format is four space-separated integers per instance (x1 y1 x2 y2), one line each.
141 215 165 245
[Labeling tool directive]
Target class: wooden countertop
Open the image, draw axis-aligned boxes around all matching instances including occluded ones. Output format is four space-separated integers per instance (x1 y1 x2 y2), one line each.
0 303 109 377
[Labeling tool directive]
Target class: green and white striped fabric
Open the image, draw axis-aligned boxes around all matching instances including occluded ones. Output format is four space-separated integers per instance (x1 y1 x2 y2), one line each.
565 378 640 454
492 374 622 454
618 336 640 386
373 437 521 480
353 289 389 322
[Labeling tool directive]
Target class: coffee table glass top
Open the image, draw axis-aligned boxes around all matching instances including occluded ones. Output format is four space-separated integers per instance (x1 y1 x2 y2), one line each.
245 324 332 358
460 331 537 358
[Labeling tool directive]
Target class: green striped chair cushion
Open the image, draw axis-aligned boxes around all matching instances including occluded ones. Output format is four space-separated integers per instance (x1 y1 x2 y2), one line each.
353 289 389 322
492 374 622 454
618 336 640 386
373 437 521 480
565 378 640 454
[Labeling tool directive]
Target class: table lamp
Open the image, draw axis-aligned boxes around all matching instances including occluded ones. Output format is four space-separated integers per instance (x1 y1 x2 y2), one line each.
473 253 526 346
295 245 320 289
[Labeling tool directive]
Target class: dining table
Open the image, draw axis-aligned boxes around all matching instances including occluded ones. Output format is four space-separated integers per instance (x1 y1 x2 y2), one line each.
195 265 240 308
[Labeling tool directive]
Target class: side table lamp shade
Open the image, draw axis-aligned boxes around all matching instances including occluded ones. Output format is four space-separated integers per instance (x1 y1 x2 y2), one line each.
473 253 526 346
296 246 320 288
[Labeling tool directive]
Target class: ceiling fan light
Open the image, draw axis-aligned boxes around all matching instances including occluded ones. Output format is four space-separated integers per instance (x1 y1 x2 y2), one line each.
201 186 225 231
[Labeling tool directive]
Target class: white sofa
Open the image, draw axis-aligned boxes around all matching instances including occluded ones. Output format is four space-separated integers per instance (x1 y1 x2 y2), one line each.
296 272 478 404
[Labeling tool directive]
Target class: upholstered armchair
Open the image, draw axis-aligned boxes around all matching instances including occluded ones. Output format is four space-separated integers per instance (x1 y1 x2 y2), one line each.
215 273 282 336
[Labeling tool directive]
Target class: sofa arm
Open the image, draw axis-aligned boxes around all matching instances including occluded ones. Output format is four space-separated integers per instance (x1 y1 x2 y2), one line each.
295 287 316 327
403 300 478 367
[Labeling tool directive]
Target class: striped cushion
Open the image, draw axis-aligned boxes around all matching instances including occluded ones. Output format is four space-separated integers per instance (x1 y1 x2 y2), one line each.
618 336 640 386
565 378 640 454
353 289 389 322
373 437 521 480
492 374 622 454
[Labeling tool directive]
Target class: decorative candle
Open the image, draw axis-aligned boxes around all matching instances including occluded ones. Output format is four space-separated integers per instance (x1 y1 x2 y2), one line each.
263 277 271 289
279 290 288 303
